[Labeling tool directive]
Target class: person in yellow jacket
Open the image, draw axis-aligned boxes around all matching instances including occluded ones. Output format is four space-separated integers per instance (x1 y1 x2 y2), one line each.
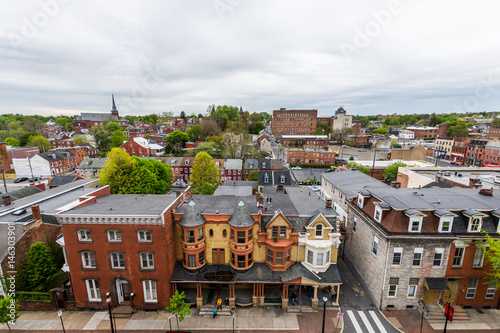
217 298 222 311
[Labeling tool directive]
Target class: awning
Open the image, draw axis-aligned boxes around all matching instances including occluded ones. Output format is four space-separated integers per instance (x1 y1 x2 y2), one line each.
424 277 449 291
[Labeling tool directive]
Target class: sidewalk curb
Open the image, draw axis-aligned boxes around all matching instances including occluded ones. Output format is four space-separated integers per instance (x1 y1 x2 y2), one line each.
377 308 404 333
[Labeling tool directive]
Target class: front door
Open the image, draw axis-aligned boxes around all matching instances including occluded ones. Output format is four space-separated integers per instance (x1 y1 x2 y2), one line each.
212 249 225 265
445 279 459 304
423 290 438 304
116 279 131 303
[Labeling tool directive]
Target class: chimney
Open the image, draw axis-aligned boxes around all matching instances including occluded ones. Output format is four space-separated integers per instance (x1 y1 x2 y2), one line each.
31 204 41 220
2 195 11 206
390 181 401 189
479 188 493 196
326 198 333 208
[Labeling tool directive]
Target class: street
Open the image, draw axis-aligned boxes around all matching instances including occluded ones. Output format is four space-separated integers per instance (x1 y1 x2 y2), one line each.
425 157 466 167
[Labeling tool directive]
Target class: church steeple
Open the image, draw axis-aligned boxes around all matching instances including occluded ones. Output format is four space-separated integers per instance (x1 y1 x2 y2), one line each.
111 94 119 117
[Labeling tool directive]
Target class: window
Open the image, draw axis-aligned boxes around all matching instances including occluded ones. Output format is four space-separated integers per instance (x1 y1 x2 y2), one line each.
280 175 285 183
466 278 478 299
143 280 157 303
409 218 422 232
358 195 364 208
352 216 357 232
317 253 324 266
138 230 152 242
374 207 382 222
237 255 246 268
272 226 279 238
280 226 286 238
140 252 154 269
199 251 205 265
78 230 91 241
188 254 196 267
452 247 465 267
276 252 283 265
186 230 195 243
237 231 246 243
81 252 96 268
413 248 423 266
315 224 323 237
439 218 452 232
433 248 444 267
111 252 125 269
326 250 330 264
388 277 399 297
307 250 313 264
371 236 379 256
107 230 121 242
469 217 482 232
473 247 484 268
486 280 496 299
264 174 269 183
408 278 419 298
197 227 204 241
86 279 101 302
392 247 403 265
267 249 273 263
286 250 290 263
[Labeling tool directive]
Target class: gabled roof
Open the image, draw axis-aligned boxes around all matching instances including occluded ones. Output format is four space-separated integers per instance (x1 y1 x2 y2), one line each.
265 209 293 229
37 151 75 161
178 201 205 227
49 175 80 187
244 159 259 170
306 210 333 228
228 201 254 227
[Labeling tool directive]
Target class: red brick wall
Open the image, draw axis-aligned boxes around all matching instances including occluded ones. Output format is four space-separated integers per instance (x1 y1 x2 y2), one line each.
121 140 150 157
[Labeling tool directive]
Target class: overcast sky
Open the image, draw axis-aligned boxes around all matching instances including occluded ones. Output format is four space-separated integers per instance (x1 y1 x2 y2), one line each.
1 1 500 117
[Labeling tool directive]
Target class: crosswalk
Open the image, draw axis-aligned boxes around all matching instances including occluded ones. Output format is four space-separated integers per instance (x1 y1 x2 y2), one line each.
346 310 388 333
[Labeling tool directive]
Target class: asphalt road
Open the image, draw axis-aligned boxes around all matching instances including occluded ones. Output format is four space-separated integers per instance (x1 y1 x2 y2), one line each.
425 157 465 167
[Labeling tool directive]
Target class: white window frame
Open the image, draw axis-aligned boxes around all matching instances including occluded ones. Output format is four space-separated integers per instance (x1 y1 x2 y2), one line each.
140 252 154 269
107 230 122 242
472 247 484 268
433 248 444 267
468 217 483 232
81 252 96 268
138 230 152 242
86 279 101 302
78 230 91 241
264 174 269 183
315 224 323 238
326 250 330 263
407 278 418 298
452 247 465 268
371 235 379 256
408 216 423 232
352 216 357 232
357 194 364 208
110 252 125 269
438 217 453 233
374 206 382 222
466 278 478 299
316 253 324 266
388 277 399 297
143 280 158 303
280 175 285 183
307 250 313 264
392 247 403 266
486 280 496 299
412 248 423 266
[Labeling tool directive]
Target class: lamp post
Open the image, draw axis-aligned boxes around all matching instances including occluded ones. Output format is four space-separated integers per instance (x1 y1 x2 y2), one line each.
322 296 328 333
106 294 115 333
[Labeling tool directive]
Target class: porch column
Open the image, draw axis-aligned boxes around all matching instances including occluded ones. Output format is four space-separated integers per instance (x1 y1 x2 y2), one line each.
196 284 203 310
253 284 258 306
332 285 339 306
229 284 235 307
311 285 319 310
282 285 289 310
258 284 265 306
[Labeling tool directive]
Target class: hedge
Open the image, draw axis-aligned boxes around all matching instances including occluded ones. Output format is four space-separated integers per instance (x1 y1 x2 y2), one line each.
17 291 52 303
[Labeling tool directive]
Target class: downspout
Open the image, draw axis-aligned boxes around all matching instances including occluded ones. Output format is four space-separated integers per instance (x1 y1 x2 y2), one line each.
379 239 391 311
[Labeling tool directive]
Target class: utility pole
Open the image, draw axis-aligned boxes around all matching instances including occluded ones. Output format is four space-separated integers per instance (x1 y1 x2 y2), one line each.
1 162 7 193
371 148 377 177
27 151 35 181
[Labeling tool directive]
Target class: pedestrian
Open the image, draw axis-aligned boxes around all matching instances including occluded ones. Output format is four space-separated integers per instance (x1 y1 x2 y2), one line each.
224 297 229 307
291 292 298 305
217 298 222 311
212 306 217 318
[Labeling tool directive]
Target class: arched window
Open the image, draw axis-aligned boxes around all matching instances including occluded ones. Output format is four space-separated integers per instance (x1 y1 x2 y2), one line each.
209 229 214 237
222 229 227 238
315 224 323 237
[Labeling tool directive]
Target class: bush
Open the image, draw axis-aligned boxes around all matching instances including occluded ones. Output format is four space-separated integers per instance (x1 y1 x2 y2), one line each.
16 291 51 303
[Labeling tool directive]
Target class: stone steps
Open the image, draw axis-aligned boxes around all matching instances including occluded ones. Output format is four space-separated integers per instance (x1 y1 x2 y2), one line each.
287 306 301 313
199 306 232 317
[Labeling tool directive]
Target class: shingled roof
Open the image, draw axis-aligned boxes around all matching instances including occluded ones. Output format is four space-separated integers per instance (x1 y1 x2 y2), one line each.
228 201 255 227
178 201 205 227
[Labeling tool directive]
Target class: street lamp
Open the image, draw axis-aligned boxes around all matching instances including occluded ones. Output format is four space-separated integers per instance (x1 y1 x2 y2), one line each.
322 295 328 333
106 294 115 333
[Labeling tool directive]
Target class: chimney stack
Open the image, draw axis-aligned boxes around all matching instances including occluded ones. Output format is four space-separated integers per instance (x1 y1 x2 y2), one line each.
2 195 11 206
390 181 401 189
31 204 41 220
326 198 333 208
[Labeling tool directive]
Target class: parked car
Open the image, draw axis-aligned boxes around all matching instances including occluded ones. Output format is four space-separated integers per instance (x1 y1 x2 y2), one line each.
450 161 458 165
325 169 335 173
14 177 29 183
291 166 302 170
494 176 500 184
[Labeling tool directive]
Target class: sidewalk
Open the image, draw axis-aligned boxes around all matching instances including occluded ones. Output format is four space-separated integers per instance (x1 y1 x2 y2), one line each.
0 307 342 332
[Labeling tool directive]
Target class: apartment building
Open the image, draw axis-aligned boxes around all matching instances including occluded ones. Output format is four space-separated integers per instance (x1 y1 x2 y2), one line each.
271 108 317 137
287 149 337 165
281 135 329 149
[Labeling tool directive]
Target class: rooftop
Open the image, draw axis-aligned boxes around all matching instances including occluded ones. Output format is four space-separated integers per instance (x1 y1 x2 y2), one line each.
322 169 388 198
285 187 339 216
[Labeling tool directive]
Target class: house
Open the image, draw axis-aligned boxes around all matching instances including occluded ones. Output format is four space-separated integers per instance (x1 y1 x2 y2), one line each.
171 187 341 311
258 171 293 187
121 137 165 157
180 157 195 183
56 186 192 310
224 159 243 182
4 146 40 172
76 158 107 178
244 159 259 180
13 151 77 178
48 175 84 189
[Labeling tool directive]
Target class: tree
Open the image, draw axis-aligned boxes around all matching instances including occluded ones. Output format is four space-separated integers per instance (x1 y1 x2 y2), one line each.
187 125 201 142
23 116 44 132
55 117 70 127
92 126 111 154
167 130 189 147
371 128 389 135
65 122 73 132
315 121 333 135
0 297 19 333
189 152 220 193
19 131 38 146
383 161 408 180
73 135 89 145
248 170 259 181
200 182 215 195
491 118 500 129
106 121 122 132
28 135 52 152
110 130 127 149
248 121 265 134
447 121 469 138
166 290 191 331
99 148 172 194
20 242 61 291
477 232 500 290
346 162 369 174
195 142 217 158
200 118 221 139
391 139 399 147
180 111 186 119
5 137 20 146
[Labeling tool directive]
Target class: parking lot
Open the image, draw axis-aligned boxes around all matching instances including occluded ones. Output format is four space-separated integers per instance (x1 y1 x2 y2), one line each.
0 176 45 194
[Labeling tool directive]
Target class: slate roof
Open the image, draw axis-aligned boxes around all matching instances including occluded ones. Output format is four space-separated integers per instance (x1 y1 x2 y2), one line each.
258 171 293 186
14 213 60 225
178 201 205 227
244 159 259 170
3 187 43 201
225 159 243 170
433 209 458 217
285 187 339 217
37 151 75 161
425 277 449 291
49 175 79 187
77 158 107 169
213 186 253 196
228 201 255 227
281 262 342 284
322 170 388 198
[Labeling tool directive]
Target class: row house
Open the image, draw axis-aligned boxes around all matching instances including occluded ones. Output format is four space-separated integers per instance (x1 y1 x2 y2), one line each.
258 171 293 187
434 138 456 160
281 135 329 149
76 158 107 178
56 186 191 311
223 159 243 182
287 149 337 165
50 146 97 169
27 151 77 177
171 187 341 311
321 170 500 310
406 126 439 140
213 159 225 180
465 139 489 166
451 140 470 165
244 159 283 180
164 157 195 183
272 108 317 137
121 137 165 157
483 140 500 167
483 126 500 139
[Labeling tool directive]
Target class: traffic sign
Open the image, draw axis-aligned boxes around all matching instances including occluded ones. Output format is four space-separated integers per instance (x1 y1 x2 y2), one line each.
445 302 454 322
337 312 344 319
57 309 62 317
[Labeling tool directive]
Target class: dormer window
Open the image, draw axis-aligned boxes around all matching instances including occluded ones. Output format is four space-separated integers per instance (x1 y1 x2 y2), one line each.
264 174 269 183
439 217 453 232
357 194 364 208
185 160 189 165
409 217 423 232
280 175 285 183
262 162 266 168
469 217 482 232
374 206 382 222
315 224 323 237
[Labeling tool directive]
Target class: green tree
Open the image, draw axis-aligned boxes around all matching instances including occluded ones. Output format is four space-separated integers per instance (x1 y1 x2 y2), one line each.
491 118 500 129
0 297 19 333
55 117 70 127
20 242 61 291
166 290 191 331
248 169 259 181
195 142 217 158
167 130 189 147
477 232 500 289
315 121 332 135
187 125 201 142
346 162 369 174
200 182 215 195
5 137 20 146
19 131 38 146
110 130 127 149
28 135 52 152
23 116 44 132
100 148 172 194
391 139 399 147
189 152 220 194
248 121 265 134
446 121 469 138
106 121 122 132
371 128 389 135
383 161 408 180
180 111 186 119
73 135 89 145
65 122 73 132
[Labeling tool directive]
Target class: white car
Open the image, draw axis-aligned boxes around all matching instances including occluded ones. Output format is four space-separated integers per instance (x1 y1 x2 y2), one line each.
292 166 302 170
494 176 500 184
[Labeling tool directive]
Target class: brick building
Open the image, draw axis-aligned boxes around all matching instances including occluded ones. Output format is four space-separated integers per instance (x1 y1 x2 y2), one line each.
281 135 329 149
72 95 129 131
286 149 337 166
483 140 500 167
271 108 317 137
406 126 439 140
120 137 165 157
223 159 243 182
56 186 191 310
465 139 489 166
4 146 40 173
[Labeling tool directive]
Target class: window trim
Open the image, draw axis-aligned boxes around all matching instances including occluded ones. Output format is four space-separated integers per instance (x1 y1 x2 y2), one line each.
452 247 465 268
485 280 496 299
412 248 423 266
408 217 423 233
85 279 101 302
371 235 379 256
388 277 399 297
357 194 364 208
142 279 158 303
107 229 122 242
468 216 483 232
137 229 152 243
407 278 418 298
110 251 125 269
140 251 154 269
352 216 357 232
374 206 382 222
438 217 453 233
315 224 323 238
433 248 444 267
466 278 478 299
77 229 92 242
472 247 484 268
392 247 403 266
81 251 96 269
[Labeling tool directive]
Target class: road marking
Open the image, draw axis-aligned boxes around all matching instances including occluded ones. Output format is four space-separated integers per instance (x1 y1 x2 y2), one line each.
358 311 376 333
369 311 388 333
347 310 363 333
